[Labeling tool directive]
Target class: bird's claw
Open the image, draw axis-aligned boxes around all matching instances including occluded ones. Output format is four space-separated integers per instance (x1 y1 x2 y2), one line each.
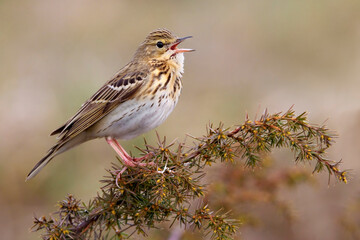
113 167 127 188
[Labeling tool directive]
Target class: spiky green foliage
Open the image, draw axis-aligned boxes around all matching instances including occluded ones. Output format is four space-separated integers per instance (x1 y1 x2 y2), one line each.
32 109 346 239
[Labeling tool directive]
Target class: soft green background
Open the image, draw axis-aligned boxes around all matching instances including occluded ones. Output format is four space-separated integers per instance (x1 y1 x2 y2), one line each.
1 0 360 239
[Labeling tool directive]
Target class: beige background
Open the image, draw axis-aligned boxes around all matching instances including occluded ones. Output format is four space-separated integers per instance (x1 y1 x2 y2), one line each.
1 0 360 239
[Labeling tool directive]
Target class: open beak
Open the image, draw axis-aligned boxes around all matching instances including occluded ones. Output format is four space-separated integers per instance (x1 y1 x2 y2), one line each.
170 36 195 53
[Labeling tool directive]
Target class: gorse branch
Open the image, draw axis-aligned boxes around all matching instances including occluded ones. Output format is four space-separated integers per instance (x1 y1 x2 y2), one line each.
32 108 346 239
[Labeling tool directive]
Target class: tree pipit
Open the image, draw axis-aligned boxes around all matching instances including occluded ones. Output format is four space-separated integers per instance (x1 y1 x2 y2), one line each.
27 29 194 181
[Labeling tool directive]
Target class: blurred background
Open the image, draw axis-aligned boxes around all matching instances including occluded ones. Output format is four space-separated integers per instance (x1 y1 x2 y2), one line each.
1 0 360 239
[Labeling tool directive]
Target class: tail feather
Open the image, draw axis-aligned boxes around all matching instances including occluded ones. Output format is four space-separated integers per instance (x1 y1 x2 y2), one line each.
50 126 65 136
26 145 59 181
26 132 89 181
50 123 68 136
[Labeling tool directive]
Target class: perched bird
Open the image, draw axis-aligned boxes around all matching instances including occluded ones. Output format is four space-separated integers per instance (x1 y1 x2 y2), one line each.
26 29 194 181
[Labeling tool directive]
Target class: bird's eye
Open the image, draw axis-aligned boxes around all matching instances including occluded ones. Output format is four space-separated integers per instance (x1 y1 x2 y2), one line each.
156 41 164 48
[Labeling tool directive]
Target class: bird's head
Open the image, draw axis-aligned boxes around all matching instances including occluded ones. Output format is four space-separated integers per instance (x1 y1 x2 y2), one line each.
134 29 194 63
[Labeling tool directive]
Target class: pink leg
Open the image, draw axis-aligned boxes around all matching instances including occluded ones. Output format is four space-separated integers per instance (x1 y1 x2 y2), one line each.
105 137 154 167
106 137 155 187
106 137 137 167
113 140 154 162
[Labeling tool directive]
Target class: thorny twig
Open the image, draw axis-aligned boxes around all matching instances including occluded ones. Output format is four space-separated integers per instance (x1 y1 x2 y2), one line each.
32 108 346 240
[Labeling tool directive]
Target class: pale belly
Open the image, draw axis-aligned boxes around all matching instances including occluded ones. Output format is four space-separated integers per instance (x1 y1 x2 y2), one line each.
89 94 178 140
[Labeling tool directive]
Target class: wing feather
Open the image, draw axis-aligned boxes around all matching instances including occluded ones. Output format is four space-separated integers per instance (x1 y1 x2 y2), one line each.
51 66 148 143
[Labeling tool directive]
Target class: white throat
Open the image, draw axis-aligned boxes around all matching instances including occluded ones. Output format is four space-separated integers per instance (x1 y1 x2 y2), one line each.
172 52 185 76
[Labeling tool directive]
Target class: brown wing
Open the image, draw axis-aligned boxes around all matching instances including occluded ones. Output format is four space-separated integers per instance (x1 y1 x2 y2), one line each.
51 65 149 142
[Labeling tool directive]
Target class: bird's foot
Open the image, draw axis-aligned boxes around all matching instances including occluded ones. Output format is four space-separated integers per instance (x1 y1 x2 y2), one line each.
118 150 155 167
106 137 155 167
132 152 155 164
112 152 155 188
113 166 127 188
118 153 156 168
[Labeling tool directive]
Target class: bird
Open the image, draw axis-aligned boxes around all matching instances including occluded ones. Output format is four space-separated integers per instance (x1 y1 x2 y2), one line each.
26 28 194 181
